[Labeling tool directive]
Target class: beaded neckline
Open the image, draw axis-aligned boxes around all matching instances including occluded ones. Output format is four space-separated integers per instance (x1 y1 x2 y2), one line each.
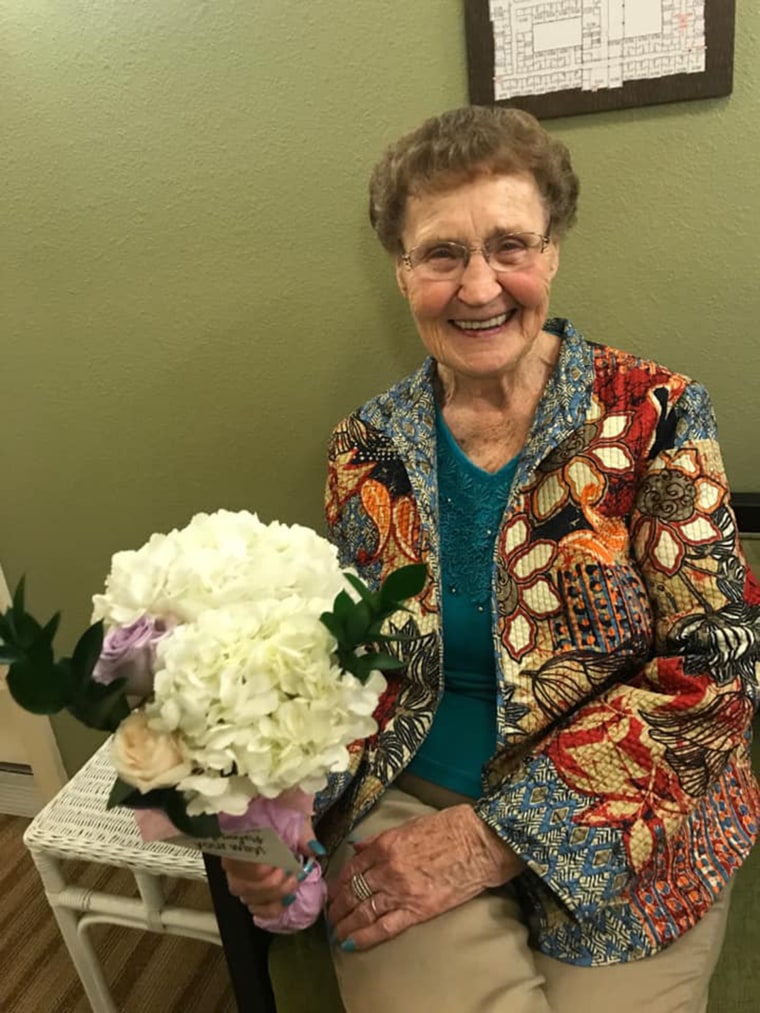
436 406 519 608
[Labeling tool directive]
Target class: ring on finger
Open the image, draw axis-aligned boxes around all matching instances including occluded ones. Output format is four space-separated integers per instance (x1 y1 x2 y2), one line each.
369 895 379 918
350 871 373 903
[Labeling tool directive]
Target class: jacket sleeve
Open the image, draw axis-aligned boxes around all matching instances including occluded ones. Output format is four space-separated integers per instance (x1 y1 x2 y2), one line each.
313 431 371 819
474 381 760 917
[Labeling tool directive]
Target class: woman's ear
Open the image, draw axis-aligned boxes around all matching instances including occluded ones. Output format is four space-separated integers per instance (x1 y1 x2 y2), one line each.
546 239 561 281
395 258 409 298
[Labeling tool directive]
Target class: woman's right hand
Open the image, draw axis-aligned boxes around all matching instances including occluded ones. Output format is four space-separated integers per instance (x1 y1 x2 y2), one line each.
221 805 322 921
222 858 302 920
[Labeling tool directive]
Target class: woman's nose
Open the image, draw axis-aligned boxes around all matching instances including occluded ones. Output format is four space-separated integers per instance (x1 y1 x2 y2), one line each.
457 251 503 304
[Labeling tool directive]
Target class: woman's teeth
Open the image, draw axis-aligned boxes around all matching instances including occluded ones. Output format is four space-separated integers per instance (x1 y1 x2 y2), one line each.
452 311 513 331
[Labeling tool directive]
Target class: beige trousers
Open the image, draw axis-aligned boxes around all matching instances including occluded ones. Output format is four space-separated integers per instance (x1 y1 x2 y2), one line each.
327 786 731 1013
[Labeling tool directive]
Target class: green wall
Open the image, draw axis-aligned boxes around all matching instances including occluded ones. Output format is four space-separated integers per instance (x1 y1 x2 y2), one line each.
3 2 759 774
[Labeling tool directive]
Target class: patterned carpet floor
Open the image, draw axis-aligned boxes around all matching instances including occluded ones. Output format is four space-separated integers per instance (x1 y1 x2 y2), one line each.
0 813 234 1012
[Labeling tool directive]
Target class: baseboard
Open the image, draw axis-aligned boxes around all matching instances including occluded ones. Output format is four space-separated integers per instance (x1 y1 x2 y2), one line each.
0 768 43 817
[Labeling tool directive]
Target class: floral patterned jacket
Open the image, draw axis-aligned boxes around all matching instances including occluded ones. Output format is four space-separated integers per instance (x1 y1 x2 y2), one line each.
315 318 760 966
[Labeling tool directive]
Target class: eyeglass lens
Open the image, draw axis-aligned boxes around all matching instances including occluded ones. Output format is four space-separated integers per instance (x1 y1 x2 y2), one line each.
410 233 545 278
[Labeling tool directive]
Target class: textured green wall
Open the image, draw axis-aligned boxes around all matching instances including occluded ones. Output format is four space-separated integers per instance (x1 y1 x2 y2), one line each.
3 2 759 774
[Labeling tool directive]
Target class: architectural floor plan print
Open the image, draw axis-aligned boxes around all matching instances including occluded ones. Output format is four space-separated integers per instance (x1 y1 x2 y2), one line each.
490 1 706 99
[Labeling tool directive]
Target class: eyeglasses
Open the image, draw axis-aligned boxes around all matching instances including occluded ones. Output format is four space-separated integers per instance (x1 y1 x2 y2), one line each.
400 231 551 282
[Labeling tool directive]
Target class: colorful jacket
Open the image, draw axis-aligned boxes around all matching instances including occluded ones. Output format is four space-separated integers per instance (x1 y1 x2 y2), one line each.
315 318 760 966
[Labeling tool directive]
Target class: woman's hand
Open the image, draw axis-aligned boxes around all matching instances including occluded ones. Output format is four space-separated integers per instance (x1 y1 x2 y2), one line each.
222 811 322 922
222 857 304 921
326 804 524 951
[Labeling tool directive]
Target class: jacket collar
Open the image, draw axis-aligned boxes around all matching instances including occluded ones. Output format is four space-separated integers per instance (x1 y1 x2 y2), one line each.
359 318 595 553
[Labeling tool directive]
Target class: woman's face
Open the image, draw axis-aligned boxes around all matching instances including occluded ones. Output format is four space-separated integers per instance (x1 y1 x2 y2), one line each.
395 173 560 383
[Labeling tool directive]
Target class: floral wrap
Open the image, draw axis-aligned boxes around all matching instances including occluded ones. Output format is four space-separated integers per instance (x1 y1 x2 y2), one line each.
314 318 760 966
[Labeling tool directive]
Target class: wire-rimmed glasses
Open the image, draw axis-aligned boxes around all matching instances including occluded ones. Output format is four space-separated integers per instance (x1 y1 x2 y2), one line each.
400 230 551 282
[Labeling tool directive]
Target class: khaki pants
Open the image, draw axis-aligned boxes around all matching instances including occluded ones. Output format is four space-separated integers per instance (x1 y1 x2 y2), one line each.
327 786 731 1013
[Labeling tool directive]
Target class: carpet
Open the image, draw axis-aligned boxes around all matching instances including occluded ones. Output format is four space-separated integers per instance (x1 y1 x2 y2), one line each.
0 813 234 1013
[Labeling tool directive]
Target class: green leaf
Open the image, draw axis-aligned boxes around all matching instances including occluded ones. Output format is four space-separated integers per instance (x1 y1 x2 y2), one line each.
115 785 171 811
68 678 130 732
12 577 25 615
0 643 22 664
24 639 55 676
344 600 373 646
7 659 70 714
369 630 417 644
0 608 17 641
319 611 343 641
0 616 17 651
10 611 44 651
71 621 104 686
336 644 359 674
323 590 358 647
55 658 76 694
357 652 405 671
40 611 61 646
342 572 376 607
107 776 141 810
163 788 221 837
108 783 220 837
332 590 355 624
341 654 369 681
378 563 427 608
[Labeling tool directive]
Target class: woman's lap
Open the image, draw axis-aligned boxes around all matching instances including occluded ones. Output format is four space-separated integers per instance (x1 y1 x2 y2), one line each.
533 887 730 1013
326 787 730 1013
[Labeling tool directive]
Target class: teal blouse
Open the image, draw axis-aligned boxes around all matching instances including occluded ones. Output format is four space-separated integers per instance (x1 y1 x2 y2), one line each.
405 406 518 798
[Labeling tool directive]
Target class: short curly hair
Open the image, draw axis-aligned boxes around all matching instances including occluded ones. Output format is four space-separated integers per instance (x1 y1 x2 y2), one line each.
369 106 579 254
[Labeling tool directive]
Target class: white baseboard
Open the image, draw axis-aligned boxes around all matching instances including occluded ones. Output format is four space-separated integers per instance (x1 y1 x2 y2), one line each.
0 768 43 817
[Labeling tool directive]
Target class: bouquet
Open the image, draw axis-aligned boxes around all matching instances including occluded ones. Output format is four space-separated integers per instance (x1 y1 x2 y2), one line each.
0 509 425 930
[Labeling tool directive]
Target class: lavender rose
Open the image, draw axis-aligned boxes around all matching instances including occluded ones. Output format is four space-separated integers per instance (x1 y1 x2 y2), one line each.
93 615 171 701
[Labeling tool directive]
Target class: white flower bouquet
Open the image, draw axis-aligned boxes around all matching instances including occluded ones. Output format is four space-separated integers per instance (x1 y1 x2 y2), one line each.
1 510 425 928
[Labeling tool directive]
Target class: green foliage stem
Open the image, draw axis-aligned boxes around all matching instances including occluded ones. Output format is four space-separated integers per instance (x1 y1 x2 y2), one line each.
320 563 427 682
0 581 129 732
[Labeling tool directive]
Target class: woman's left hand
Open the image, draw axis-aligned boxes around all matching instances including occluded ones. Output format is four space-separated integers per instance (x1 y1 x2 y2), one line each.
326 804 524 951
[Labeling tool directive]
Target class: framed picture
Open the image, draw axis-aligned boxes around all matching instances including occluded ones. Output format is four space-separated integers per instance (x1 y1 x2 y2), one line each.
465 1 735 119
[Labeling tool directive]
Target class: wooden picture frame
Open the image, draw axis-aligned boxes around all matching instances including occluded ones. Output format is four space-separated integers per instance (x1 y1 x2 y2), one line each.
465 1 735 119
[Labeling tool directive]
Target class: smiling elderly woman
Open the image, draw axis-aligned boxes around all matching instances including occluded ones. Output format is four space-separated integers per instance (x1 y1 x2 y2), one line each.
225 106 760 1013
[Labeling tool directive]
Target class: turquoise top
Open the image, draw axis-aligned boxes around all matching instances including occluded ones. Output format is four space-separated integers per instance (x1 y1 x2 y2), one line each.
406 406 518 798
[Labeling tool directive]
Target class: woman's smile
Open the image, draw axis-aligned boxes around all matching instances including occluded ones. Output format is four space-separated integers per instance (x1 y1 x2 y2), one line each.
449 305 522 338
449 308 517 336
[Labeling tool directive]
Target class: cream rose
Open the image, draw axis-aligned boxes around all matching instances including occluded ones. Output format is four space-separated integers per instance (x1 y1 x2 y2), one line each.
110 711 192 793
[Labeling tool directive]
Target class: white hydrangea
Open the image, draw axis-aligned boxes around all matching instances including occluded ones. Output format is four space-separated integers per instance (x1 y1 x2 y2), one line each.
145 601 385 812
92 510 349 627
92 511 386 813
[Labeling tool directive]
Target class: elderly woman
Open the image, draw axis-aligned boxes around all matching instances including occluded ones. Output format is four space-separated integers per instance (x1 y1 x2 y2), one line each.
226 106 760 1012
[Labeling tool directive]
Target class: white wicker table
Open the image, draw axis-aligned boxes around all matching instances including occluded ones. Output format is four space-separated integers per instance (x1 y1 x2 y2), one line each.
23 739 221 1013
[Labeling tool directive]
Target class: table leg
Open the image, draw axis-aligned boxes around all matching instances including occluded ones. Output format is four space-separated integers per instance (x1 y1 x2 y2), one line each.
31 851 118 1013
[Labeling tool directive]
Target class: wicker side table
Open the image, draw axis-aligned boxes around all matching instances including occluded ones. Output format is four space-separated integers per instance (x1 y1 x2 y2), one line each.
23 740 221 1013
